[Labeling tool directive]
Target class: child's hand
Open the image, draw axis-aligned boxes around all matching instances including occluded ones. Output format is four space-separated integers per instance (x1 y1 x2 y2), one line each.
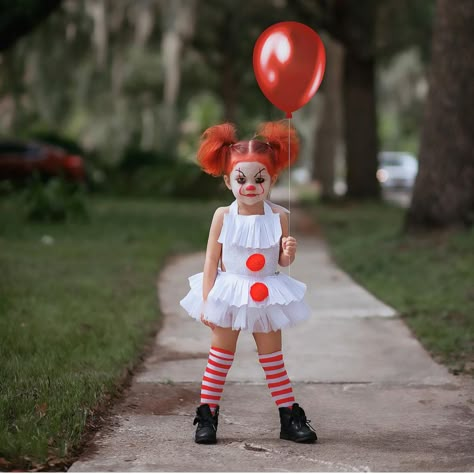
282 236 297 258
200 314 216 330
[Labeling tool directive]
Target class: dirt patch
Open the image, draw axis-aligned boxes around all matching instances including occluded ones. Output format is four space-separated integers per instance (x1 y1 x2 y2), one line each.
146 346 208 364
117 382 199 415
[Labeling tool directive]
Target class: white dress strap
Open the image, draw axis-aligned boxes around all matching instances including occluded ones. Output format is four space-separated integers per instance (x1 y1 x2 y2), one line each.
266 200 290 214
263 201 273 215
229 200 239 215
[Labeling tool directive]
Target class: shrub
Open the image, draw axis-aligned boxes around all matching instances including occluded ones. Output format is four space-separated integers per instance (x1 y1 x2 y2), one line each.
21 174 88 223
28 130 84 156
107 147 224 199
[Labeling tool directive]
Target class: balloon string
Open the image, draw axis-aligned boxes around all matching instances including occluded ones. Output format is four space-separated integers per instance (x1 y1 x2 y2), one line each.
288 117 291 277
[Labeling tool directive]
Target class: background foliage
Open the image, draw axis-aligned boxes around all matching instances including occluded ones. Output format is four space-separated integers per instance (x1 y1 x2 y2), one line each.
0 0 434 198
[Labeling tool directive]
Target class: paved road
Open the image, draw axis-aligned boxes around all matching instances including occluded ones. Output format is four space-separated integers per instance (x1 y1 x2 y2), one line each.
382 189 412 208
70 207 473 472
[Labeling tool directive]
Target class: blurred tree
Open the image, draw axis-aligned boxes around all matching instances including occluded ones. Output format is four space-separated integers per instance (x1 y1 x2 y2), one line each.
0 1 164 162
0 0 63 51
0 1 87 134
293 0 434 199
376 0 435 65
377 49 428 154
191 0 293 127
376 0 435 154
329 0 380 199
312 34 343 199
159 0 197 153
0 0 436 185
294 0 379 199
405 0 474 230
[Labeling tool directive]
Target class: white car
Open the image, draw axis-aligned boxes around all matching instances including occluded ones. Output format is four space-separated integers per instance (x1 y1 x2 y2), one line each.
377 152 418 189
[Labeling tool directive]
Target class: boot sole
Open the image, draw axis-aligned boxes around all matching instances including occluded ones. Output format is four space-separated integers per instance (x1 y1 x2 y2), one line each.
195 437 217 444
280 432 317 443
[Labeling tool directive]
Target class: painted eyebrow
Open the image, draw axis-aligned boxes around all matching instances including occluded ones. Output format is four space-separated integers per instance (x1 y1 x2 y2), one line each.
235 168 246 177
254 168 267 177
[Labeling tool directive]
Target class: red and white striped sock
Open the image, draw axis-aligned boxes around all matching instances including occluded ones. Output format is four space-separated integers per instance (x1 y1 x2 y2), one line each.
200 346 234 414
259 350 295 408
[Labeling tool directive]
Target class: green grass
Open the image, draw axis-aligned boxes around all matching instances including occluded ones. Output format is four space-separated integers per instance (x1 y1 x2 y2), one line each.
311 200 474 376
0 196 219 469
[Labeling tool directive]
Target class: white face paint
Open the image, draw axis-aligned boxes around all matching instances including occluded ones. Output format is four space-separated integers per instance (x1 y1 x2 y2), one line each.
225 160 274 206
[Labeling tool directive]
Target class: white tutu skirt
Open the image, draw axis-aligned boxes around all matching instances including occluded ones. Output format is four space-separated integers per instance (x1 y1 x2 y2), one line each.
180 270 311 333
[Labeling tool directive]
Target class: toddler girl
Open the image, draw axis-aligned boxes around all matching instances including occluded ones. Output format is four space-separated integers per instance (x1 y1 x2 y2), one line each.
180 121 317 444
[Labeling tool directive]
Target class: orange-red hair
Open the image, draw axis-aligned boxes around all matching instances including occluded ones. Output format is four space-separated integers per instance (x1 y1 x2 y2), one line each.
197 121 299 177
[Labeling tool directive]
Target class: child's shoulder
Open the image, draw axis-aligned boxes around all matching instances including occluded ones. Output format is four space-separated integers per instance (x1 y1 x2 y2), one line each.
210 206 230 227
213 205 231 217
268 201 290 217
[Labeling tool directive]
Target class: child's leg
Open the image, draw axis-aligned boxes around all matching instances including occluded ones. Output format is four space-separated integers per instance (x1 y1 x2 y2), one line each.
254 331 317 443
199 326 240 413
253 330 296 408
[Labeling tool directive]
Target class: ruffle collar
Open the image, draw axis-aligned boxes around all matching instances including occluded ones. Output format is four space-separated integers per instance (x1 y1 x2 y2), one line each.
217 200 282 248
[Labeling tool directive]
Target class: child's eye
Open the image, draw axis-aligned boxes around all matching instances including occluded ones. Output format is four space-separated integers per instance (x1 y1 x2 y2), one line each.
236 177 246 184
255 177 265 184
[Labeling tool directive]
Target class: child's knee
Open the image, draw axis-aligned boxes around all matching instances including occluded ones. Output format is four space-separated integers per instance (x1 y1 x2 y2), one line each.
211 326 240 352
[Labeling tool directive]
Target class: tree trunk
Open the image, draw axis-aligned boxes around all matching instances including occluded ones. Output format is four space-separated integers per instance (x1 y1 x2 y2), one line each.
343 52 380 199
313 37 344 199
160 0 197 153
0 0 63 52
221 56 238 123
86 0 107 68
405 0 474 230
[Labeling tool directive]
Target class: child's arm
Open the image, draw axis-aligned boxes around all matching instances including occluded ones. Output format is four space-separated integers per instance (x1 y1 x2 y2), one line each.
201 207 226 329
278 211 296 267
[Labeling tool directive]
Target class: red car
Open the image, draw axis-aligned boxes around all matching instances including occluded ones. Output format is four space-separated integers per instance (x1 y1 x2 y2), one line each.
0 141 85 182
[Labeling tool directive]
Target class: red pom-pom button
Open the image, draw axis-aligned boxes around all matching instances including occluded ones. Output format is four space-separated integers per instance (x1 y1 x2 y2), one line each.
246 253 266 272
250 282 269 302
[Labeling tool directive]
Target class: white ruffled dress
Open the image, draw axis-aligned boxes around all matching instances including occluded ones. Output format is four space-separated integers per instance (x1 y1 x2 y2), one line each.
180 200 311 333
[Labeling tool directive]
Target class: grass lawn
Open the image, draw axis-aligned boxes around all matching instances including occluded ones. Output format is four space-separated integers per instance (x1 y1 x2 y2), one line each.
311 200 474 376
0 196 219 470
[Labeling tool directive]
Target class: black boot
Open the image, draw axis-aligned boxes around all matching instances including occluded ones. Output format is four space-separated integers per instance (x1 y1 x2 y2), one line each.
193 404 219 444
279 403 317 443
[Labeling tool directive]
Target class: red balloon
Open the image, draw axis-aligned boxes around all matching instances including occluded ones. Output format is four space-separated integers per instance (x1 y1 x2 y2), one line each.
253 22 326 117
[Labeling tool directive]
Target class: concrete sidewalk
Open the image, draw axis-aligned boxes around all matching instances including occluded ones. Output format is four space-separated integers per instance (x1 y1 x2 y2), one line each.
70 208 474 472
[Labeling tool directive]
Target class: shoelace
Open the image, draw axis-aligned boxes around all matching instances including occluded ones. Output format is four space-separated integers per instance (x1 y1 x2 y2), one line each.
305 419 317 432
291 412 316 432
193 407 218 430
193 416 216 430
